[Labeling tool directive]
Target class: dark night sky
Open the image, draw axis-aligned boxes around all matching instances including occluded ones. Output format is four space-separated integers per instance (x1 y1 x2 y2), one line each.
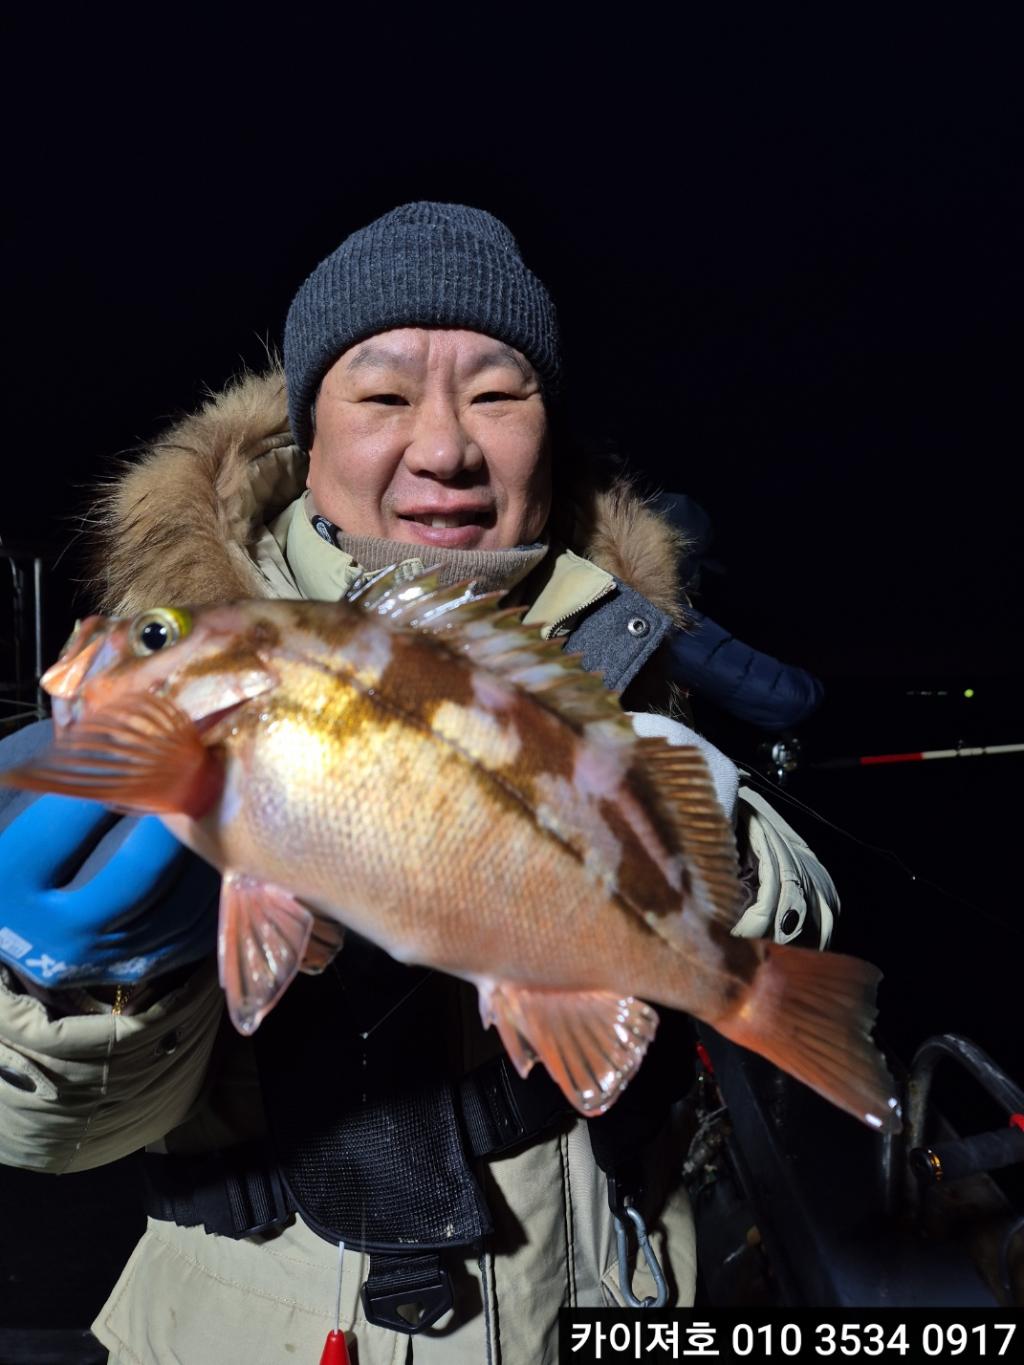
5 13 1022 686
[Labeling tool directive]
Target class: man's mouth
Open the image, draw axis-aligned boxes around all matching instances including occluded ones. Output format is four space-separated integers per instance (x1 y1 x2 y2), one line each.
393 507 498 548
398 509 496 530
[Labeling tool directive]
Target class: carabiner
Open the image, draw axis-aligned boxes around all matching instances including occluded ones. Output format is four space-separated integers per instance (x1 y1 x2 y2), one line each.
612 1204 669 1308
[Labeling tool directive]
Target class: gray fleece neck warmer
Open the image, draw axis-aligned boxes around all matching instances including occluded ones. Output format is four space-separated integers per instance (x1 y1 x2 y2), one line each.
310 510 549 596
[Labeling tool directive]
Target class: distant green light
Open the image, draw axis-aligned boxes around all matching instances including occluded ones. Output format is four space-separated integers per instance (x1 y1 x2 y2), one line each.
963 688 975 699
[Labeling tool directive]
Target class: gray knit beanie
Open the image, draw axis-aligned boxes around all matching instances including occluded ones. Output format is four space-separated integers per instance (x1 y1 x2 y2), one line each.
283 201 561 451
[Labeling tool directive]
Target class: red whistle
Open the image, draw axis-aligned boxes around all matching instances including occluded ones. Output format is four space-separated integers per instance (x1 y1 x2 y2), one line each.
320 1329 352 1364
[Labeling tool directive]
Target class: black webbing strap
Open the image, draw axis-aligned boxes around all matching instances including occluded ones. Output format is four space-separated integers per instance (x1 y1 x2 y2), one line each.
459 1052 569 1157
140 1141 293 1238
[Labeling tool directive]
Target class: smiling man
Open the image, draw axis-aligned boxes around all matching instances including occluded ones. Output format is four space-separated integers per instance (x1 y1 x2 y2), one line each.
307 329 550 555
0 202 838 1364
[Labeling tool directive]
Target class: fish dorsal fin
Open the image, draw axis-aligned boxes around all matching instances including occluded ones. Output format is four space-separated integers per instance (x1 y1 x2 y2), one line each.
346 562 502 625
633 737 745 936
347 564 631 734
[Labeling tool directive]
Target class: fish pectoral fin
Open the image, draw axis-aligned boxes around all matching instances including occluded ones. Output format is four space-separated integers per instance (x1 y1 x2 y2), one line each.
0 693 222 818
218 870 313 1035
481 982 659 1116
299 915 346 975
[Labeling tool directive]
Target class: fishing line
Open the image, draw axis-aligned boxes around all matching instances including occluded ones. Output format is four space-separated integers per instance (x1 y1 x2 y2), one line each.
335 1239 345 1334
737 764 1023 941
358 969 437 1041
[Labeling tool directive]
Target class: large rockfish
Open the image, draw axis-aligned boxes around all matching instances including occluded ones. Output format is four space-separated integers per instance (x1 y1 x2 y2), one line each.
1 568 899 1129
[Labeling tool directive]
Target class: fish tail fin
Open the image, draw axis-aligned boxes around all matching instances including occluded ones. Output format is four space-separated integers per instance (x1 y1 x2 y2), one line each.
712 944 901 1133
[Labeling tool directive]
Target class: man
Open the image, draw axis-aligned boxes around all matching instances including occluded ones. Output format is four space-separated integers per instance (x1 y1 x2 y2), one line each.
0 203 837 1362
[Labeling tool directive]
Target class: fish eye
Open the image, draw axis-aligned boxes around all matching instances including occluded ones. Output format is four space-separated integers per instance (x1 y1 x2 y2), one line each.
131 607 192 656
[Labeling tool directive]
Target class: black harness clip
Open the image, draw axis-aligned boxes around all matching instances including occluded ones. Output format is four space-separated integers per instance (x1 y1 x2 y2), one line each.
360 1252 453 1334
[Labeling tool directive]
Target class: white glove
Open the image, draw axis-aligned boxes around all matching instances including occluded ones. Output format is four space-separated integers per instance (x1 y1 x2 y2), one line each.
731 785 838 948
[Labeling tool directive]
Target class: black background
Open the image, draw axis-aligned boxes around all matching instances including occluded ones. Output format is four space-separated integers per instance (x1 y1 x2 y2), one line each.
1 10 1022 1334
5 13 1021 681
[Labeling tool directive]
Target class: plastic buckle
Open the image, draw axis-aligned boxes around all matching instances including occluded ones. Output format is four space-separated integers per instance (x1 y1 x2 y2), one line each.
612 1204 669 1309
361 1259 453 1335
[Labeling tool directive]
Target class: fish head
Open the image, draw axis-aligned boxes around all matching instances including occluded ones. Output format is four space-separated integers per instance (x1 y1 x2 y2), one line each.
45 603 280 732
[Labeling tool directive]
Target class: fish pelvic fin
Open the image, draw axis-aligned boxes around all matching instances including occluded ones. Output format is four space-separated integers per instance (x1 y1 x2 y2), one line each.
480 981 659 1116
0 693 222 818
711 943 902 1133
218 870 313 1035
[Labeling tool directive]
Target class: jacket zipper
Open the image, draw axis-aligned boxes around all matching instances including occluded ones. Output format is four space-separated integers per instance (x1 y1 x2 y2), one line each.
545 580 616 638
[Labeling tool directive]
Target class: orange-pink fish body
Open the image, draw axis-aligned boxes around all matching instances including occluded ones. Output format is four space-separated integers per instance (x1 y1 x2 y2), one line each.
6 572 899 1129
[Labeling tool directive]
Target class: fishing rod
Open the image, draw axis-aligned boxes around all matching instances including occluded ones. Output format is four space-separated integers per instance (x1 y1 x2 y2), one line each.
737 747 1023 941
813 741 1024 769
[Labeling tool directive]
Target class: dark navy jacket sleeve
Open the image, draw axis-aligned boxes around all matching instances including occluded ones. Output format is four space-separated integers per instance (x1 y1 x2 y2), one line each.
668 610 824 731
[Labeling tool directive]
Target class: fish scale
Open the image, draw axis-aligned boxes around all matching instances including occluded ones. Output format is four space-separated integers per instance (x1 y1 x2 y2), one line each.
211 656 674 993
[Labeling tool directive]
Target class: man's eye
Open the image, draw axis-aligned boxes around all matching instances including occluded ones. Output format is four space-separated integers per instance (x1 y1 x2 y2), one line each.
472 391 518 404
362 394 408 405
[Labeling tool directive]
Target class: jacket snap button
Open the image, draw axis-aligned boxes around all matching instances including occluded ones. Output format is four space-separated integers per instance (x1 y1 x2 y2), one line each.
156 1029 180 1056
780 909 801 936
0 1065 37 1093
626 617 649 638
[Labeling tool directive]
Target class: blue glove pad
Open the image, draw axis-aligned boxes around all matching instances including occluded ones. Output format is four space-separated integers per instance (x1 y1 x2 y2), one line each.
0 795 220 988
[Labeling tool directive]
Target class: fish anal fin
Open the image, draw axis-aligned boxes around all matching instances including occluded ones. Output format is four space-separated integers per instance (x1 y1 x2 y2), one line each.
0 693 222 818
218 870 312 1035
634 738 744 932
713 943 902 1133
481 982 658 1116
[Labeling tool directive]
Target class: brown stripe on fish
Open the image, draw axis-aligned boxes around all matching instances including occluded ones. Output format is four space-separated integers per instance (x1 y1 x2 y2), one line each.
494 688 580 787
174 621 282 681
596 794 685 917
278 601 365 647
376 631 481 722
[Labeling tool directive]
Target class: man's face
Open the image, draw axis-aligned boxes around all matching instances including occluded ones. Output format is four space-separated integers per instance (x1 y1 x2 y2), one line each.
307 328 552 551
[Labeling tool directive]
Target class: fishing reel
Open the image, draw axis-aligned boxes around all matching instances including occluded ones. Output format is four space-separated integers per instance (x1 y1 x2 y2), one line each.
755 733 802 786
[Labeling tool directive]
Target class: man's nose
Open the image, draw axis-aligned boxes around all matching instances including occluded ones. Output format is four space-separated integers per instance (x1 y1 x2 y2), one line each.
404 398 483 478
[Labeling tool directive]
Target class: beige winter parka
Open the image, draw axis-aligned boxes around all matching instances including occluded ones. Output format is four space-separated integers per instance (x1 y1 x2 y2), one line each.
0 370 837 1364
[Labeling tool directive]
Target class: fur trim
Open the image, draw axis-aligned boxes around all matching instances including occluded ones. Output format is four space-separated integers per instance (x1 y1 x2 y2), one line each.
89 371 303 614
86 368 685 620
575 480 688 626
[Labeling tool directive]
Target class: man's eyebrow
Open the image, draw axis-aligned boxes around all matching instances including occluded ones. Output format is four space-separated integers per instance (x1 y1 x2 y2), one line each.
344 340 535 381
344 344 420 374
465 345 534 382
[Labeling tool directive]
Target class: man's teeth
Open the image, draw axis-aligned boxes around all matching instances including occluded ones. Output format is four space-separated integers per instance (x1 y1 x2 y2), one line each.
404 511 489 529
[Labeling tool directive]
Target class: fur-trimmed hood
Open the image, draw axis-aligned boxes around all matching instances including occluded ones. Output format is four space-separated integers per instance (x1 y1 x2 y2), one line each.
88 369 685 621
